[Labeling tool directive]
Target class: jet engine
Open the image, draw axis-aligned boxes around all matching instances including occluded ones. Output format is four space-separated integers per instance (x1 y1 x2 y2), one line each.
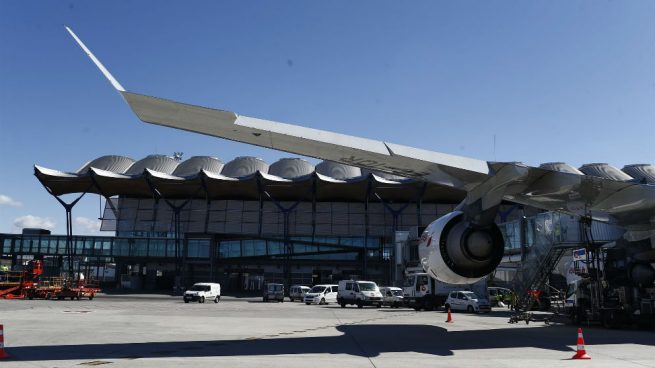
418 211 505 284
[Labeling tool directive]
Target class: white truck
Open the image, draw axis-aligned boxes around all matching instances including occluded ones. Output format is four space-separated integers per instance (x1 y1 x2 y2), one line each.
402 272 487 311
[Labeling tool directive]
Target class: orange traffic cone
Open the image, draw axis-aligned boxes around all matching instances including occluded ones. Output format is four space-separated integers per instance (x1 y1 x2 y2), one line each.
571 328 591 360
0 324 9 359
445 308 453 323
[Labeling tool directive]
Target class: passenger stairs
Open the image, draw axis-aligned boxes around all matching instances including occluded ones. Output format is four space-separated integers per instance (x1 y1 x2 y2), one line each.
513 246 567 311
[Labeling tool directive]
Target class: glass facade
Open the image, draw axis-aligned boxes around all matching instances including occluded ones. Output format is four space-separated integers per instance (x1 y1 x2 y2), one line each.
0 233 386 261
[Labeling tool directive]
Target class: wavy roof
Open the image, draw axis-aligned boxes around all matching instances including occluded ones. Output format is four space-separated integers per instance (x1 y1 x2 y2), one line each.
34 155 464 202
35 155 654 202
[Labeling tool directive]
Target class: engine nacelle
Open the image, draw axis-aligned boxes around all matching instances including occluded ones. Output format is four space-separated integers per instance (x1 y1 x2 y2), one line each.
418 211 504 284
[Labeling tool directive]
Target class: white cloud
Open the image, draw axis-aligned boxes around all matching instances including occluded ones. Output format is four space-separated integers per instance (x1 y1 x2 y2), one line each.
12 215 56 233
74 216 101 235
0 195 22 207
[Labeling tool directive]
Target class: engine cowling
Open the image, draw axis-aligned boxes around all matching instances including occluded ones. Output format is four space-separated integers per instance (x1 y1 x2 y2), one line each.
418 211 504 284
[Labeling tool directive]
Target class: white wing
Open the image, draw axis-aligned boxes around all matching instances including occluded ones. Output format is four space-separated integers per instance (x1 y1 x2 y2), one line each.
66 27 655 230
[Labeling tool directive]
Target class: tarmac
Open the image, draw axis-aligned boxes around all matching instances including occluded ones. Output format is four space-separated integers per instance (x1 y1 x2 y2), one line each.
1 294 654 367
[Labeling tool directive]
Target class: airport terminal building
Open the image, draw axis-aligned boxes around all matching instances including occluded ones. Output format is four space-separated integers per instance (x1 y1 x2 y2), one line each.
2 154 466 291
2 154 651 292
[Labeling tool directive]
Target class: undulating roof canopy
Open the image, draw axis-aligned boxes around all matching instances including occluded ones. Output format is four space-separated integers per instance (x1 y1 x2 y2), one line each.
35 155 467 203
35 155 655 202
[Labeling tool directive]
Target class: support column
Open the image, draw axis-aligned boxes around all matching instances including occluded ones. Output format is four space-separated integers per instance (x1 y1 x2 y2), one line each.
261 174 310 290
363 176 373 279
256 176 264 237
144 172 201 293
374 192 411 285
35 171 91 279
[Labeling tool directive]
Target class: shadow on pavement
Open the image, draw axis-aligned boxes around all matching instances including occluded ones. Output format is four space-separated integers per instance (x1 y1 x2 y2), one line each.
8 323 655 361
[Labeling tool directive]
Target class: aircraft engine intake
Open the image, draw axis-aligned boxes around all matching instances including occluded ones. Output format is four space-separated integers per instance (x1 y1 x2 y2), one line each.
418 211 505 284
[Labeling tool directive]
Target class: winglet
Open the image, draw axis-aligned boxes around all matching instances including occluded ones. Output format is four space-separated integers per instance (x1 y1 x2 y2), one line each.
65 26 125 92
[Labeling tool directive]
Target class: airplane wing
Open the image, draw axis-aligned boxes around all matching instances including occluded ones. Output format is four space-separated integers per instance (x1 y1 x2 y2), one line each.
65 27 655 231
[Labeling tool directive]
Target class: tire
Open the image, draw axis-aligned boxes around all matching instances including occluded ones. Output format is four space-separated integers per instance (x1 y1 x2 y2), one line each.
184 299 189 303
305 302 311 305
199 296 205 303
319 298 326 305
357 300 363 309
444 303 450 311
467 305 474 313
340 302 346 308
214 296 219 303
264 296 268 302
376 303 381 308
89 294 94 301
290 297 294 302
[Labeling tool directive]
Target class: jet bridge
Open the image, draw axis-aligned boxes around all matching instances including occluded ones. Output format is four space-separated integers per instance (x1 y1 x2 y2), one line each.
497 211 624 312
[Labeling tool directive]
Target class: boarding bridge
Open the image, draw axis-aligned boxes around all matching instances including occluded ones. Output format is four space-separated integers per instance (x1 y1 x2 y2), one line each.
498 212 624 311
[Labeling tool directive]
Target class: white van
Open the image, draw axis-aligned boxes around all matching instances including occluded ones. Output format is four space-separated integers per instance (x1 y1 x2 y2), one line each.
337 280 383 308
289 285 310 302
379 286 404 308
303 284 338 305
183 282 221 303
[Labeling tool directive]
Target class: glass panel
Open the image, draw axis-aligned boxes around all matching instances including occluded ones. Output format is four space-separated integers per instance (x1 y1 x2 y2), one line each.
57 238 68 255
219 241 242 258
150 239 166 257
84 239 94 255
267 241 283 256
167 240 176 257
133 239 148 257
114 239 130 256
242 239 255 257
187 239 210 258
254 240 266 256
2 238 12 253
75 238 84 254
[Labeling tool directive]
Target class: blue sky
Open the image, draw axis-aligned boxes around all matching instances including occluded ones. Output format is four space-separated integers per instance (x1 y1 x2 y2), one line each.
1 1 654 235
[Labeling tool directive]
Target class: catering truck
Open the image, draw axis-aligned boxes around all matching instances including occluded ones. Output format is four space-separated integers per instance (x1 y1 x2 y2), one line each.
402 272 488 311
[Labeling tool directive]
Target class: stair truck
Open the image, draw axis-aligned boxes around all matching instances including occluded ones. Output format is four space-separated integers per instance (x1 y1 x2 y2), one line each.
402 272 488 311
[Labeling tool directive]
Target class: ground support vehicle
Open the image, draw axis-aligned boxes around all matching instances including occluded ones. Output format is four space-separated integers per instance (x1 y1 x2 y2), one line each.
263 283 285 302
379 286 404 308
337 280 383 308
24 277 64 299
403 272 488 311
289 285 310 302
0 260 43 299
54 282 101 301
183 283 221 303
444 291 491 313
564 245 655 328
303 285 338 305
